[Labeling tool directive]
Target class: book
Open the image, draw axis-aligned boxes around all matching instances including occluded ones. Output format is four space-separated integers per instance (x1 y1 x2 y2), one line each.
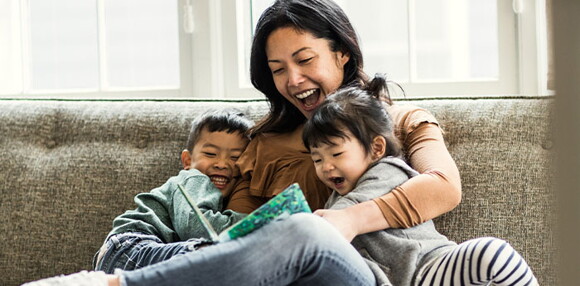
177 182 312 242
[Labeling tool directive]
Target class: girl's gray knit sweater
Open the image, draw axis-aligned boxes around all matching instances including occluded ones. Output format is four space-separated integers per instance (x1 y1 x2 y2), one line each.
325 157 456 286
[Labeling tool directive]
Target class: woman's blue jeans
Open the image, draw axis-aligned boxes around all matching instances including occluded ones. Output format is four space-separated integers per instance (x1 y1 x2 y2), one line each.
95 213 375 286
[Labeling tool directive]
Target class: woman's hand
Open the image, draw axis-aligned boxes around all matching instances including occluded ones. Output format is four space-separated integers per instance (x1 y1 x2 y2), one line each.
314 208 359 242
314 200 391 242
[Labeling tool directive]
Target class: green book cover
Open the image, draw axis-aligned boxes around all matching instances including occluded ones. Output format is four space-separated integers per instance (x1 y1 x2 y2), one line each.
177 182 311 242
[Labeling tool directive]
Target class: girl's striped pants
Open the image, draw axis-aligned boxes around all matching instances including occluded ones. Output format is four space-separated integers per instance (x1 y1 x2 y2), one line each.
417 237 538 286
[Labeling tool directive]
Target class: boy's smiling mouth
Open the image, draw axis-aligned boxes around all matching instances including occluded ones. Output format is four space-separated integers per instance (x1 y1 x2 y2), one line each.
209 175 230 189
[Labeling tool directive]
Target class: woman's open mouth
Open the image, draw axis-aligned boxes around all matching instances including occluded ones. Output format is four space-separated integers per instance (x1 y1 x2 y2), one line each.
295 89 321 110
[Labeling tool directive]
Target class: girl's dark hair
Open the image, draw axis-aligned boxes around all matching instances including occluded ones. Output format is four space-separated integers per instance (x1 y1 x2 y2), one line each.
249 0 369 136
186 109 254 152
302 74 402 158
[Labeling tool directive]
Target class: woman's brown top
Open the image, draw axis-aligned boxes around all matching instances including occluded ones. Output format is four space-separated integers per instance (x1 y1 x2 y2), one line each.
225 104 461 229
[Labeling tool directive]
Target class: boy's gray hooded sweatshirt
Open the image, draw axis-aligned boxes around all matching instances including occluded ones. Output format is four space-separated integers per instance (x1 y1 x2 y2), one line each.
325 157 456 286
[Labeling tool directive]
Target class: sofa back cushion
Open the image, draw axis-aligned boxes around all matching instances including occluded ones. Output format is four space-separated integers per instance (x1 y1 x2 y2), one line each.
0 98 554 285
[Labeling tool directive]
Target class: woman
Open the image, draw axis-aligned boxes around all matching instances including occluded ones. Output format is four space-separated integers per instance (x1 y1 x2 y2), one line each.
227 0 461 241
26 0 466 285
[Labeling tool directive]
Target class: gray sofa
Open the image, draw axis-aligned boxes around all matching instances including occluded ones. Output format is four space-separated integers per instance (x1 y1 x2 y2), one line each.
0 97 555 285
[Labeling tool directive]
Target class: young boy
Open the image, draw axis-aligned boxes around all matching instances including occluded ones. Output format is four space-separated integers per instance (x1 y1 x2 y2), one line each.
23 109 255 286
92 108 254 273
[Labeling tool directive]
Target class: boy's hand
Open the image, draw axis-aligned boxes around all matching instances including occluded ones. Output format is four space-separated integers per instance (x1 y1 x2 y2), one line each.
313 208 359 242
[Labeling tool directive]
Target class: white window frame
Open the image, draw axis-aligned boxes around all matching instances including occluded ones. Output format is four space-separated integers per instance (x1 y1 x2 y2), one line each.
190 0 263 99
521 0 553 96
1 0 551 99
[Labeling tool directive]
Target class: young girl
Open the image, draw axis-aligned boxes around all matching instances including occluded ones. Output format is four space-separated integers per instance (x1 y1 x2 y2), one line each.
302 74 539 286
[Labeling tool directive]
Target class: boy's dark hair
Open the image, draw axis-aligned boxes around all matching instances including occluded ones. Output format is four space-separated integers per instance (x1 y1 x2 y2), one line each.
186 109 254 152
249 0 370 136
302 74 402 158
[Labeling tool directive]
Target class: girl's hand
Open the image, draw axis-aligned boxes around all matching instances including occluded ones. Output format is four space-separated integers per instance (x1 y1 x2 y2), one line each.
313 208 359 242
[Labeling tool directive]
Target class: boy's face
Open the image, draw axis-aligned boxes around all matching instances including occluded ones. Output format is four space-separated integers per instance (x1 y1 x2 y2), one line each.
309 133 374 195
181 129 249 190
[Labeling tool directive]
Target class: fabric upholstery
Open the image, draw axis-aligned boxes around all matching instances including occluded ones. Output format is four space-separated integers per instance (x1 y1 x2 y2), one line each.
0 97 555 285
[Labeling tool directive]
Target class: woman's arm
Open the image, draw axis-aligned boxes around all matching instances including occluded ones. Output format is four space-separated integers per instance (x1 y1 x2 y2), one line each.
374 120 462 228
315 106 461 241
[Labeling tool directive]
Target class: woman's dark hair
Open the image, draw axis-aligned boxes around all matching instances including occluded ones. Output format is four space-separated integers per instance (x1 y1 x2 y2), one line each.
302 74 402 158
249 0 368 136
186 109 254 152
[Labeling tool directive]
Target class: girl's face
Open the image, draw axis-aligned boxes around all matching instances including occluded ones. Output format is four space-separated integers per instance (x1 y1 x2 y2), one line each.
309 132 375 195
266 27 350 119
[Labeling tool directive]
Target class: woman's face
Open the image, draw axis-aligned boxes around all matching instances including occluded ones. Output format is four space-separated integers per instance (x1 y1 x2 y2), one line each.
266 27 350 119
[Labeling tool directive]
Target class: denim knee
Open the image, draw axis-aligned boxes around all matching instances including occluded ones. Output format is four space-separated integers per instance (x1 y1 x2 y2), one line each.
283 213 347 249
284 213 330 234
94 233 209 274
94 233 163 273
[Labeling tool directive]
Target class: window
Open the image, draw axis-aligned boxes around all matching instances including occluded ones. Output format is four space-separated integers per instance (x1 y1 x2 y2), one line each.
0 0 189 98
0 0 549 99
